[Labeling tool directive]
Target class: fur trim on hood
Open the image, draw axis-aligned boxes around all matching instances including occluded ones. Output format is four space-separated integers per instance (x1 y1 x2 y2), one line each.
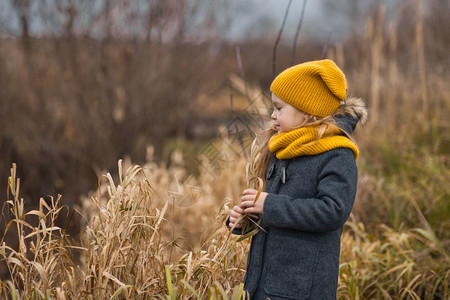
335 97 368 125
333 97 368 135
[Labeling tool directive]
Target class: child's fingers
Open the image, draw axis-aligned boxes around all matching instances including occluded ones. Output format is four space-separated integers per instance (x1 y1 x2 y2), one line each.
243 206 257 214
241 200 264 214
229 221 242 229
230 216 244 225
232 205 245 214
240 199 254 208
229 210 241 219
230 207 240 215
242 188 257 196
240 194 258 204
229 215 244 228
230 206 245 224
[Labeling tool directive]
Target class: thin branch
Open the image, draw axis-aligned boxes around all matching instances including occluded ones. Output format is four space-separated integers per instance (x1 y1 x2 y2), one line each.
229 79 233 114
273 0 293 77
235 46 249 100
291 0 307 65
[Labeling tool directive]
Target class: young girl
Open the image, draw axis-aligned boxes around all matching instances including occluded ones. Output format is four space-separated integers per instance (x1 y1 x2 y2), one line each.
228 59 367 299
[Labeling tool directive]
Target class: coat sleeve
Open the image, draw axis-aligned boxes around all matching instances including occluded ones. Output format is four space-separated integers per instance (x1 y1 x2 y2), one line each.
262 150 357 232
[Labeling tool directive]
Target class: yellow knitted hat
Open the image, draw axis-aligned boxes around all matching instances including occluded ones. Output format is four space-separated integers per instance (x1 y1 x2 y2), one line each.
270 59 347 117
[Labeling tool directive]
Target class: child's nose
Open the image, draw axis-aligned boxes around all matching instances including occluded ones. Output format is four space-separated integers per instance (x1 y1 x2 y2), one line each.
271 111 276 120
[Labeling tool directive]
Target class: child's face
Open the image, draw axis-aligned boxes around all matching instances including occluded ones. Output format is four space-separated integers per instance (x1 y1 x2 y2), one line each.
271 94 306 133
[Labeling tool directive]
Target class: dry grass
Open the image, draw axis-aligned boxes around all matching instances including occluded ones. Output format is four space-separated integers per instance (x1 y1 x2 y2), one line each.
1 147 449 299
1 160 250 299
339 218 449 299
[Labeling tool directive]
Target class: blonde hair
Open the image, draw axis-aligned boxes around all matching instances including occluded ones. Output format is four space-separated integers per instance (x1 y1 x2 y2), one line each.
249 112 349 189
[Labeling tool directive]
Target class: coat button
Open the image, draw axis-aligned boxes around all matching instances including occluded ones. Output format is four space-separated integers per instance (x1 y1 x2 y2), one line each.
266 164 275 180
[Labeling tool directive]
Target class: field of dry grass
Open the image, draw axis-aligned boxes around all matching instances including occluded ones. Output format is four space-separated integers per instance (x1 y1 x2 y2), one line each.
1 138 448 299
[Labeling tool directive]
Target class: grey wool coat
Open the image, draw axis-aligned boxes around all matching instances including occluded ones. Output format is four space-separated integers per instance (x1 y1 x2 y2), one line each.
246 148 357 300
229 98 366 300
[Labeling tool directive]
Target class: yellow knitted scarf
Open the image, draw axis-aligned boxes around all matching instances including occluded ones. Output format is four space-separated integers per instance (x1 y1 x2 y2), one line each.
269 126 359 160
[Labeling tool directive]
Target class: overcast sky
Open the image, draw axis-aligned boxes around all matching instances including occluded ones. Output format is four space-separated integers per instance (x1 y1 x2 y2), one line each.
227 0 330 40
0 0 407 42
226 0 362 42
227 0 408 42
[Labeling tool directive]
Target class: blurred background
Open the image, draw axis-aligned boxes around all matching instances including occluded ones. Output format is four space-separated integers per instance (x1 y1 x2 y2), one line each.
0 0 449 287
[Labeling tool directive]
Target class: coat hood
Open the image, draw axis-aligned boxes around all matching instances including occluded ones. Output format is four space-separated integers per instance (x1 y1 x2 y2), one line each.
334 97 368 135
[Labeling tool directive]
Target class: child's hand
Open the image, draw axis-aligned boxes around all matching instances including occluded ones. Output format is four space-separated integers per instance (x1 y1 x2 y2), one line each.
229 205 245 229
240 189 268 215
